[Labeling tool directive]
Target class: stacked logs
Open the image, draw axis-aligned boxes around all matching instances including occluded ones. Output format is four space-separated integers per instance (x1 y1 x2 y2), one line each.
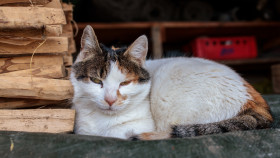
0 0 75 134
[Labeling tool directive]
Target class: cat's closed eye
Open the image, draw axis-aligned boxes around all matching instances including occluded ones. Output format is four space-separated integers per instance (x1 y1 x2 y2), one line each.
90 77 103 85
120 80 132 86
77 75 87 80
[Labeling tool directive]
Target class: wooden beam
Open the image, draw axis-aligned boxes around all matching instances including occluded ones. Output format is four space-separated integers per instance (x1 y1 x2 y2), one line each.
0 55 64 73
0 37 68 56
0 7 66 29
0 109 75 133
151 25 163 59
0 76 73 100
0 65 66 79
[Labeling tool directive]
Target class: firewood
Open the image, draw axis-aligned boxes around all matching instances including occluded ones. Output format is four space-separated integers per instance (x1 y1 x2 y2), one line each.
0 65 66 79
0 7 66 29
0 76 73 100
0 55 64 73
44 0 62 8
0 0 52 5
63 54 73 66
0 25 63 37
62 3 73 12
0 109 75 133
0 98 68 109
0 37 68 56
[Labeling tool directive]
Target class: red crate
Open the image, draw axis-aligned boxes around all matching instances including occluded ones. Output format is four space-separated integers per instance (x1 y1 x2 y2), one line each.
189 36 257 60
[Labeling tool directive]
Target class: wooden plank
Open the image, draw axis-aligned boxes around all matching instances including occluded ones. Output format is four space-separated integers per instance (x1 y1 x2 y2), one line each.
0 7 66 29
0 0 52 5
0 65 66 79
0 109 75 133
0 55 64 73
151 25 163 59
0 37 68 56
0 98 67 109
78 22 280 30
0 76 73 100
0 25 63 37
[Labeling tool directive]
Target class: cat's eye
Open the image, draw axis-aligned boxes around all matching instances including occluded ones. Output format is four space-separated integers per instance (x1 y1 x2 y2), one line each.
77 75 87 80
90 77 102 85
120 80 132 86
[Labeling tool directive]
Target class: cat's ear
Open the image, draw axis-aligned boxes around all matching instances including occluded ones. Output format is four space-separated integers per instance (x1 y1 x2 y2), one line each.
75 25 102 63
125 35 148 65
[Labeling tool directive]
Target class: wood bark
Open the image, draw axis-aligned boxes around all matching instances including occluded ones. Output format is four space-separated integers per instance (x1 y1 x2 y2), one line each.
0 76 73 100
0 109 75 133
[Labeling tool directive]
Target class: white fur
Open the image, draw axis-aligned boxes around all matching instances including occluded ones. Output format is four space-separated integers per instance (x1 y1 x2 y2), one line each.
145 57 250 132
71 62 155 139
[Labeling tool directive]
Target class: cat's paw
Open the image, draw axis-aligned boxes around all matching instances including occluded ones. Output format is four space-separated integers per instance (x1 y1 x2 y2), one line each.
128 135 141 141
129 132 171 141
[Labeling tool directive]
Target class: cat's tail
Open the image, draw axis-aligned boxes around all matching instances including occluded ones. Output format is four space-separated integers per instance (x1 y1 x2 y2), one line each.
130 82 273 140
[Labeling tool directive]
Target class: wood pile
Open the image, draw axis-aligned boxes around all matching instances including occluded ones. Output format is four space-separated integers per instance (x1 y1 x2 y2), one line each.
0 0 76 134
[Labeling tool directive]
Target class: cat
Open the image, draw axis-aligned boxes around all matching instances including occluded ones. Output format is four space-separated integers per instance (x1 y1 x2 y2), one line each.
70 25 273 140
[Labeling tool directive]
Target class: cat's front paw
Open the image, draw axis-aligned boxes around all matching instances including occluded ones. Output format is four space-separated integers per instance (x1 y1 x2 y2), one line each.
128 135 141 141
129 132 171 141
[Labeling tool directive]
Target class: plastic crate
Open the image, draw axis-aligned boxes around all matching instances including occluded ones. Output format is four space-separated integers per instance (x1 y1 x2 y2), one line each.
189 36 257 60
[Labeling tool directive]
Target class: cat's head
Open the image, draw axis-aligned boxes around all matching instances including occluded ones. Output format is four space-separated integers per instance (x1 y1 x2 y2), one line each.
71 25 151 114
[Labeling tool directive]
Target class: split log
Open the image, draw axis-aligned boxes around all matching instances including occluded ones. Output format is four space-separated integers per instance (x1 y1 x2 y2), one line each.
68 37 77 54
0 109 75 133
0 25 63 37
0 55 64 73
44 0 62 8
0 7 66 29
0 37 68 56
0 76 73 100
0 65 66 79
63 54 73 66
64 67 72 79
62 3 74 12
0 0 52 5
0 98 68 109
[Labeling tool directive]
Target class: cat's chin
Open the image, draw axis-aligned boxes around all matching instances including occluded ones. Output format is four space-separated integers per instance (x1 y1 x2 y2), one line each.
98 106 123 115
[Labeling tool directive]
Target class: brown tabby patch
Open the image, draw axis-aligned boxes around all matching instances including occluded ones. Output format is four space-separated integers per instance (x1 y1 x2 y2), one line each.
73 44 150 83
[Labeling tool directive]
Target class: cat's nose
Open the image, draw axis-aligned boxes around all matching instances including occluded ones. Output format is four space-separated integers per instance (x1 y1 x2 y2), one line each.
105 97 117 106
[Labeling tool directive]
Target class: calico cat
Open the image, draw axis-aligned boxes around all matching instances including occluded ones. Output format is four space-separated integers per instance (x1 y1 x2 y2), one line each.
71 25 273 140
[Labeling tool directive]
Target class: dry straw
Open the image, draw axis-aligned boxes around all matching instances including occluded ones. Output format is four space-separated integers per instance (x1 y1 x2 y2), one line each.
29 39 47 80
